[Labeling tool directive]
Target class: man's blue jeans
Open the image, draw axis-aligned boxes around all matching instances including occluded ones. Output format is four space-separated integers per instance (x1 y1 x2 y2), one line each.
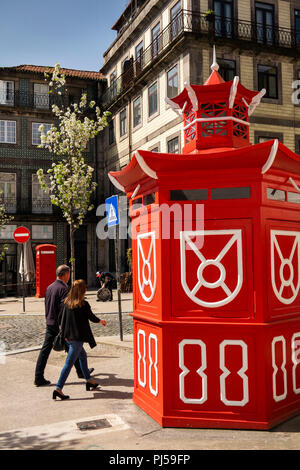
56 340 90 390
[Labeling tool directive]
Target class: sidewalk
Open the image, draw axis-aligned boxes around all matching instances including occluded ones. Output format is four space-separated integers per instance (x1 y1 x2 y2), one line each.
1 334 300 450
0 289 133 316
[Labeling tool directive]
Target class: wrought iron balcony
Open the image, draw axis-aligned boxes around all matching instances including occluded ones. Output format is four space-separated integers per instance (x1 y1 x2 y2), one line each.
32 199 53 214
102 9 300 108
0 91 99 111
0 197 17 214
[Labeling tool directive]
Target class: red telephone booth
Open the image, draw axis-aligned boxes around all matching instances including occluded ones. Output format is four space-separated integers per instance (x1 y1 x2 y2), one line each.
108 53 300 429
35 244 57 298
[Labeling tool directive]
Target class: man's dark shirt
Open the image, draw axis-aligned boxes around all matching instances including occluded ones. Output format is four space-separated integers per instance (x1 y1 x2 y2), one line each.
45 279 68 326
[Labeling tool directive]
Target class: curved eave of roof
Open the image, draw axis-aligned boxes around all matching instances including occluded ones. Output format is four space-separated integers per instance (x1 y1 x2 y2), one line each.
108 140 300 194
170 82 258 109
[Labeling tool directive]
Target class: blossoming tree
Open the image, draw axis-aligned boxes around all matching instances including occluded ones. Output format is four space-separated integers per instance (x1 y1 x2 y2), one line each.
37 64 110 281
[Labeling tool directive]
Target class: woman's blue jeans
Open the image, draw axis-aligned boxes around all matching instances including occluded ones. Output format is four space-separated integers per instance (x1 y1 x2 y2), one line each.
56 340 90 390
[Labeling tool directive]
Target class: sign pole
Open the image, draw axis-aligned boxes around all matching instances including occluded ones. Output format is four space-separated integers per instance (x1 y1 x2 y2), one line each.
13 226 30 314
114 223 123 342
22 243 25 313
106 195 123 342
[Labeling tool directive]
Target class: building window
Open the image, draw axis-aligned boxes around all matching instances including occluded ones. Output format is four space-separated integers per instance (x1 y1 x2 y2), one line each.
0 120 16 144
255 2 274 46
152 22 161 58
120 109 127 137
0 224 17 239
167 64 178 99
170 1 182 40
214 0 233 38
218 59 236 81
32 122 52 146
133 96 142 128
32 224 54 240
0 173 16 213
258 65 278 99
32 174 52 214
148 82 158 117
34 83 49 109
0 80 14 106
108 119 115 145
110 71 117 99
296 10 300 48
121 57 129 73
136 41 144 72
167 136 179 153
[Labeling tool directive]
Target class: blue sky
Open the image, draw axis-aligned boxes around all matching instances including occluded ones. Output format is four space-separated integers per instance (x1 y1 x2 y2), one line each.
0 0 129 71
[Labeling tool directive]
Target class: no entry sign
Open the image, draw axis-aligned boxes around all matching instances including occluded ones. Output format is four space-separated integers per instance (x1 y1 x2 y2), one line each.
13 226 30 244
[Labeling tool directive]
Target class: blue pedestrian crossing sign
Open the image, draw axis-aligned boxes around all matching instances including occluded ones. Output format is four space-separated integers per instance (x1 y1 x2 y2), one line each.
106 195 119 227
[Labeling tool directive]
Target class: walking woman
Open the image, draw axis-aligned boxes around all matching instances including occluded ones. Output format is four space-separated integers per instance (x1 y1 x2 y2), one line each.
53 279 106 400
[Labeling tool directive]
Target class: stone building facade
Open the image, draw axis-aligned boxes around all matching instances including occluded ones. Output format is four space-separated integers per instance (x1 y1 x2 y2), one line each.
0 65 105 295
98 0 300 271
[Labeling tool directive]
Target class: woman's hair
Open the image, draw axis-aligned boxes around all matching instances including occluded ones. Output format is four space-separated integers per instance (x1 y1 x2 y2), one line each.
64 279 86 309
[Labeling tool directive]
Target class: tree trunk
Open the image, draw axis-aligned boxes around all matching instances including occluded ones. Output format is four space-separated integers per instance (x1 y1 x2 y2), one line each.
70 224 75 283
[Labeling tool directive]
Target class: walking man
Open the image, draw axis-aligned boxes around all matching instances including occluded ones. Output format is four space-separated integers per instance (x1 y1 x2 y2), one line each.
34 265 93 386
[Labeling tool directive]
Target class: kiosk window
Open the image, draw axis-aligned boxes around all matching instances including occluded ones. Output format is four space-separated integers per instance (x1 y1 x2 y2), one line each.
170 189 208 201
132 197 143 209
211 187 250 199
144 193 155 205
267 188 285 201
287 192 300 204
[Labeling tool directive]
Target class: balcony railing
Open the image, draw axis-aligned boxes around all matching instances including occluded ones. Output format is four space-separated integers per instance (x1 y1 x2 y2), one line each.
32 199 53 214
0 197 17 214
102 9 300 107
0 92 99 110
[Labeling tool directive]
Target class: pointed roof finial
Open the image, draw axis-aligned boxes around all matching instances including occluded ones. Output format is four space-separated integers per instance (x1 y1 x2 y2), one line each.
211 45 219 72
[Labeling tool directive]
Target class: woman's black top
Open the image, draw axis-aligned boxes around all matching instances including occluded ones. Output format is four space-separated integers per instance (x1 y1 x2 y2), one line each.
59 300 100 349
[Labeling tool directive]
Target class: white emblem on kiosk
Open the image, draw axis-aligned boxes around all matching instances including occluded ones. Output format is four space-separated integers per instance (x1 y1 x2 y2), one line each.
137 232 157 302
180 229 243 308
270 230 300 305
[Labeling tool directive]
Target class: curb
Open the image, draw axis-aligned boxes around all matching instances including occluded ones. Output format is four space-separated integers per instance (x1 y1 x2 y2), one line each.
5 345 42 356
4 336 134 356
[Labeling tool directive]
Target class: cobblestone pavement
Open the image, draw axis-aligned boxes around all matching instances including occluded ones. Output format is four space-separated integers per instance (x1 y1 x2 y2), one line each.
0 312 133 352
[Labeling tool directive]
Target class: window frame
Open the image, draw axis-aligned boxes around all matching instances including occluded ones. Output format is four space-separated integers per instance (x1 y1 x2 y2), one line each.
167 135 180 153
133 95 142 129
167 64 179 99
257 64 278 100
0 120 16 144
148 81 158 118
119 108 127 137
0 172 17 213
151 22 161 58
32 122 52 146
217 58 236 82
33 82 49 109
0 80 14 106
32 174 52 214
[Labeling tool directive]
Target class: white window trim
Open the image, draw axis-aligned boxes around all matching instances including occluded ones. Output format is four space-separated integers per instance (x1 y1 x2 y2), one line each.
133 95 142 129
0 120 16 144
32 122 52 146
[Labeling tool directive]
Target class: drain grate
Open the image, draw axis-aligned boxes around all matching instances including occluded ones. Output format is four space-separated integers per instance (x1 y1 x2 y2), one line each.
76 418 112 431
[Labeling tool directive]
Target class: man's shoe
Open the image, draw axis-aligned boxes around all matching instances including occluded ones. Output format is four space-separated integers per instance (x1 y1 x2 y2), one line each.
34 378 51 387
77 368 94 379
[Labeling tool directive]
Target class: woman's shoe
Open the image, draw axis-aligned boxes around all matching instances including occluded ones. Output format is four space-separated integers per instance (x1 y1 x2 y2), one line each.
86 381 101 391
52 390 70 400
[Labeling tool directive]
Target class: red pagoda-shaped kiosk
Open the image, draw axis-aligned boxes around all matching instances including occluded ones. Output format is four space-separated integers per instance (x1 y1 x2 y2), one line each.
109 48 300 429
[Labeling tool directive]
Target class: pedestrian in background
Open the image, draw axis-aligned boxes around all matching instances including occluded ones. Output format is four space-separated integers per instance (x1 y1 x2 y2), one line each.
34 265 94 386
53 279 106 400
